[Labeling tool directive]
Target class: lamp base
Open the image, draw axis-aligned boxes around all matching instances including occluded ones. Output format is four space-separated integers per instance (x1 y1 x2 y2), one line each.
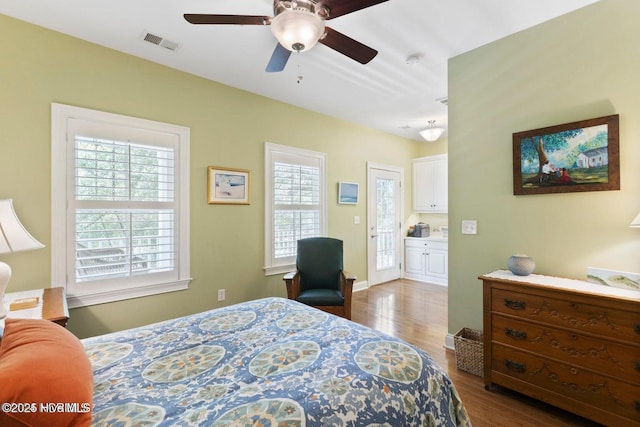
0 261 12 319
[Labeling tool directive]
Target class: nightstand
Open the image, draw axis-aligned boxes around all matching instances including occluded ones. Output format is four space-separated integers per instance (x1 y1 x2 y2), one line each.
4 287 69 327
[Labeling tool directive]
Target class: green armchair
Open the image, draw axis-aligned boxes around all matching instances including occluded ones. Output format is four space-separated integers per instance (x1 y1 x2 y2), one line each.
283 237 356 319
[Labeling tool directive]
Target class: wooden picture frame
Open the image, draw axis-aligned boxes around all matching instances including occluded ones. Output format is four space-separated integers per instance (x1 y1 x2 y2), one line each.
207 166 250 204
338 182 359 204
513 114 619 195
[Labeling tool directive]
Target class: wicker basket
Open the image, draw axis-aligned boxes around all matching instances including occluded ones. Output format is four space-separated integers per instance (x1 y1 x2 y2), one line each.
454 328 484 377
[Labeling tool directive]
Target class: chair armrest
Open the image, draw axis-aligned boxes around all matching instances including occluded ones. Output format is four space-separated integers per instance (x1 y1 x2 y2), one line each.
340 270 356 293
340 269 356 320
342 270 356 282
283 270 300 300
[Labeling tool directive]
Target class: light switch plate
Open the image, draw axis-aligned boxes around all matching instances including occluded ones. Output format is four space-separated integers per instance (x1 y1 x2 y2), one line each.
462 220 477 235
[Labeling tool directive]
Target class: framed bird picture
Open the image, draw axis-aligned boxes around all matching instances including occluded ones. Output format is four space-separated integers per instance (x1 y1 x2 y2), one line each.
208 166 251 204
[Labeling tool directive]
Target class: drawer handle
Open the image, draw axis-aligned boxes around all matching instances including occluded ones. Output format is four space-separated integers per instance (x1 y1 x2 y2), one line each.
504 299 526 310
504 328 527 340
635 401 640 412
504 359 526 373
634 324 640 334
634 361 640 372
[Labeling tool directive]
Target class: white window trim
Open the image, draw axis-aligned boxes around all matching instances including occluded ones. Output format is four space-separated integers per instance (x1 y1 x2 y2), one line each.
264 142 327 276
51 103 191 308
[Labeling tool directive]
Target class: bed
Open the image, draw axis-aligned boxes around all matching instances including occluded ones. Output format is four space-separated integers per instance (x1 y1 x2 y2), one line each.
0 297 470 426
84 297 470 426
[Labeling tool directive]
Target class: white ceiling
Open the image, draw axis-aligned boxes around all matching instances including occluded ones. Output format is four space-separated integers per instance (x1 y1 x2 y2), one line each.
1 0 598 141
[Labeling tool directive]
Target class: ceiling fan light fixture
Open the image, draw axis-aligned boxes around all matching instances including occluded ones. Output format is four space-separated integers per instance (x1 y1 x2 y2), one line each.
419 120 445 142
271 9 325 52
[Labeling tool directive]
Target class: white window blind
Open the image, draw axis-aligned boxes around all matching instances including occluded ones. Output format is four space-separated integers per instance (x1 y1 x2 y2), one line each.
75 209 175 281
74 138 175 282
75 137 175 202
51 103 191 308
273 161 321 258
265 143 326 275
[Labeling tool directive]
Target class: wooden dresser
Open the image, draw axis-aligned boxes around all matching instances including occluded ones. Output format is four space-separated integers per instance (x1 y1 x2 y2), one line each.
480 271 640 426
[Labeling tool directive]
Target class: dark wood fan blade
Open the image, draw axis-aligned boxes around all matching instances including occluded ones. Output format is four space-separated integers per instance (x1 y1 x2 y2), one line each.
184 14 271 25
319 27 377 64
319 0 388 20
265 43 292 72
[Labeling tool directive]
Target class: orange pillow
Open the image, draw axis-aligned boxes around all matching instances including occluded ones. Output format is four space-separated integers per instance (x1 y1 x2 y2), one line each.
0 318 93 427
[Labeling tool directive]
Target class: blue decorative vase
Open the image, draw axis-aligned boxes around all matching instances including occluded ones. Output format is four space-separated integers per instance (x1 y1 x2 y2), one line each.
507 254 535 276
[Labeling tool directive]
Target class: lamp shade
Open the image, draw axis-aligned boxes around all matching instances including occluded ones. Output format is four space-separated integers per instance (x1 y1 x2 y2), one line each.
0 199 44 254
0 199 44 319
270 9 325 52
419 120 445 142
630 211 640 228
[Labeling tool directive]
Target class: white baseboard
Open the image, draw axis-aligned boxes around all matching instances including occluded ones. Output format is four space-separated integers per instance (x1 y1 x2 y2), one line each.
353 280 368 292
444 333 455 350
402 273 448 286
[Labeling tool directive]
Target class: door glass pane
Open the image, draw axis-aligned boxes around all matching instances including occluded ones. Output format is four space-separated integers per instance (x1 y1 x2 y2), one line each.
376 177 395 270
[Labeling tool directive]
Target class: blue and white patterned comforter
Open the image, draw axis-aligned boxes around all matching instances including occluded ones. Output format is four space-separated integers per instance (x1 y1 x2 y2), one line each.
82 297 471 426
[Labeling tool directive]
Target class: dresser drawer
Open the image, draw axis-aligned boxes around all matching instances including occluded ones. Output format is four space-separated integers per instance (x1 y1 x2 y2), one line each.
491 315 640 383
491 288 640 342
492 344 640 423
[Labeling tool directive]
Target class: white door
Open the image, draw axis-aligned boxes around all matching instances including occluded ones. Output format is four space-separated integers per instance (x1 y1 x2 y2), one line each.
367 164 403 286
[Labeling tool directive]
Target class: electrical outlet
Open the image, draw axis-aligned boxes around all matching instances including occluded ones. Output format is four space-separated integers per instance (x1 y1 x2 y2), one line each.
217 289 225 301
462 220 478 235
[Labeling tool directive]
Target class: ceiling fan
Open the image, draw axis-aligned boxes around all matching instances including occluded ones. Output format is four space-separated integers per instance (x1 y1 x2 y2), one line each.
184 0 388 72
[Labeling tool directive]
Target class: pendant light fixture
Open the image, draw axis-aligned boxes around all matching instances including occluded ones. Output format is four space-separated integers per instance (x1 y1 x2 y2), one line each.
419 120 445 142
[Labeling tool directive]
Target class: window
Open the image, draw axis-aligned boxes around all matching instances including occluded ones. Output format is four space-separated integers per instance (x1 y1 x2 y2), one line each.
264 143 326 275
51 104 190 308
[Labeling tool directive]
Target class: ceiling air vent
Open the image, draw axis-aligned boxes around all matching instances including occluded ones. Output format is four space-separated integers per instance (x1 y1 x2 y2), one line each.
142 32 180 51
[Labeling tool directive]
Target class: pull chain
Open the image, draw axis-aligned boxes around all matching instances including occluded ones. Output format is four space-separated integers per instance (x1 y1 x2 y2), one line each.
297 64 303 84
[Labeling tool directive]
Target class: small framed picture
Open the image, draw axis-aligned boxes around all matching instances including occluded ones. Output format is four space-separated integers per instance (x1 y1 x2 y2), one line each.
208 166 250 205
338 182 359 204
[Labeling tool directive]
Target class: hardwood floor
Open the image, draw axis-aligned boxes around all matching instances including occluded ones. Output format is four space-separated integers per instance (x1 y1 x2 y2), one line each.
351 279 603 427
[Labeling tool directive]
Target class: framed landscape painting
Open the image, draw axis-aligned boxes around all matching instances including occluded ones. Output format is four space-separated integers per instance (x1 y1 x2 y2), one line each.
513 115 619 195
208 166 250 204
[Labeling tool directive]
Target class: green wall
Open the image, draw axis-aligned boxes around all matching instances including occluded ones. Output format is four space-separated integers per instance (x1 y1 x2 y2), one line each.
0 14 422 338
448 0 640 335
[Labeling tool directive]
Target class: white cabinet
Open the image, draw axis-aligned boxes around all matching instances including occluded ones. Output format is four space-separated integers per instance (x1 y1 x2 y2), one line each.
404 238 448 285
412 154 447 213
405 242 427 275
